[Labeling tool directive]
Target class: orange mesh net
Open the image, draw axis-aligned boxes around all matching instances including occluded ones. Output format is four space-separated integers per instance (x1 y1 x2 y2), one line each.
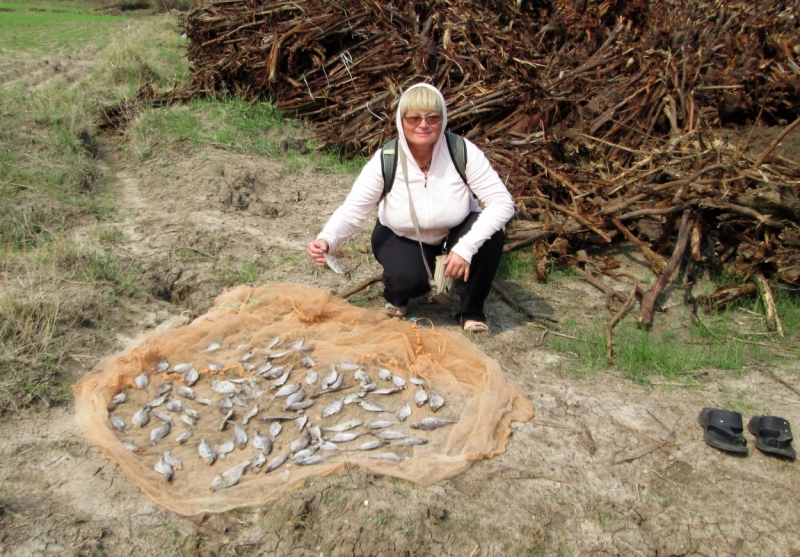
74 283 534 515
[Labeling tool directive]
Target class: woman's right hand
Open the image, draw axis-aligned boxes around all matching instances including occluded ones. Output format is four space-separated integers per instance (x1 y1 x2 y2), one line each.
306 239 330 266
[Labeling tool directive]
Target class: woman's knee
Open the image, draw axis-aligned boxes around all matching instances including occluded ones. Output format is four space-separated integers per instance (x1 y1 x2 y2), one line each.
383 265 429 298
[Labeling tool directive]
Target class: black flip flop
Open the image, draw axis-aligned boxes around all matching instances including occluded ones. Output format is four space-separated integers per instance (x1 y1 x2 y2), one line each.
697 407 748 455
747 415 796 461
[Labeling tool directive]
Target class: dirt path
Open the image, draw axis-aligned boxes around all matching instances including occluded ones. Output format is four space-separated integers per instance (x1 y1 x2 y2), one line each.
2 146 799 556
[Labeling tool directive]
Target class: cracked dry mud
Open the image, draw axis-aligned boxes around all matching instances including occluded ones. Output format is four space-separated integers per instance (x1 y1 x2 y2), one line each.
2 54 800 557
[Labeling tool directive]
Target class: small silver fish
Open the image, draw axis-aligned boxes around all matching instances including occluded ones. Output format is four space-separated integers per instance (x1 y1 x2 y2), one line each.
378 368 392 381
172 363 190 374
326 432 360 443
270 370 291 389
354 370 371 385
288 400 315 411
290 430 311 453
266 337 281 350
366 420 396 429
397 403 412 422
344 393 362 405
292 447 318 461
216 440 234 458
294 415 308 430
122 442 140 452
285 390 306 407
322 419 363 433
296 454 332 466
322 399 344 418
175 386 195 400
241 380 264 399
157 383 172 396
211 462 249 491
165 399 182 412
301 356 315 368
398 437 428 446
212 380 237 395
132 407 150 428
243 362 255 372
408 376 427 388
208 363 223 372
217 397 233 414
163 450 183 470
321 374 343 393
253 432 273 453
309 426 322 444
152 411 172 424
392 376 407 389
263 364 289 380
323 253 351 278
232 394 249 407
336 361 361 373
108 413 126 432
285 338 304 351
373 388 401 395
414 390 428 407
176 428 194 444
195 397 212 406
220 410 234 431
375 430 406 440
269 421 282 439
134 373 149 389
150 421 170 444
256 362 273 376
274 383 300 399
319 441 341 451
203 342 221 352
199 439 217 465
112 392 127 405
154 458 173 480
269 351 289 360
181 414 196 427
429 393 445 412
156 360 170 373
233 425 248 449
240 351 253 362
357 440 388 451
250 452 266 470
321 369 338 389
360 400 386 413
242 405 259 425
145 395 167 408
183 407 199 419
266 452 289 472
410 417 456 431
305 371 318 385
362 383 377 392
369 452 408 463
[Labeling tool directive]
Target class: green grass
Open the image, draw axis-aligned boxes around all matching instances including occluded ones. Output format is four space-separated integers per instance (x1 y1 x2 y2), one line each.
0 4 121 50
214 256 270 286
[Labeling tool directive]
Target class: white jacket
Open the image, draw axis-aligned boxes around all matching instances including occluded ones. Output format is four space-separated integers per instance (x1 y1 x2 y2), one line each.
317 84 514 264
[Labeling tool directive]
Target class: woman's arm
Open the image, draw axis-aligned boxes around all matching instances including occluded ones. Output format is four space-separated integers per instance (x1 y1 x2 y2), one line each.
448 139 514 263
316 152 385 254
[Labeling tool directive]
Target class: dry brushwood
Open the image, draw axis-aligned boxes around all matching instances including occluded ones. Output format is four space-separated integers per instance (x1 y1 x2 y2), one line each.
103 0 800 330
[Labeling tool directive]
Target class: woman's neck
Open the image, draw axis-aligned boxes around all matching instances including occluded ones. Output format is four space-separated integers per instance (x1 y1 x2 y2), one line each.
407 143 434 166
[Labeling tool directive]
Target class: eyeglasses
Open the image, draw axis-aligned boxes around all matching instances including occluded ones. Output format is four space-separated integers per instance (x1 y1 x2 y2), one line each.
402 114 443 126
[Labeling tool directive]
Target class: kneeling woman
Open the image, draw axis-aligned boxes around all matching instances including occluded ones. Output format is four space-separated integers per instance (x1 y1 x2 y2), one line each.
307 83 514 333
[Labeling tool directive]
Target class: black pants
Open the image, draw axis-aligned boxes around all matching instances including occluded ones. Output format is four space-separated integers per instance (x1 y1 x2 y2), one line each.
371 212 505 323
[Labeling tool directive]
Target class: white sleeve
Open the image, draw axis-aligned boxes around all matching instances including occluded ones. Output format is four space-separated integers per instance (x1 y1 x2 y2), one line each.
449 139 514 262
317 151 384 253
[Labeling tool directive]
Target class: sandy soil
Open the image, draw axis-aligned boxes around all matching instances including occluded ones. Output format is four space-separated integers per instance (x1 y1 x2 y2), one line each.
2 45 800 557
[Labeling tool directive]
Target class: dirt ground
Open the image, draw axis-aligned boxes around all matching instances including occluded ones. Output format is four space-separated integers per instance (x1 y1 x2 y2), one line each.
2 43 800 557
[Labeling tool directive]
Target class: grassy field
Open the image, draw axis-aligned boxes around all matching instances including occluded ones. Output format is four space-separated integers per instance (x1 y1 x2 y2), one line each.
0 0 797 413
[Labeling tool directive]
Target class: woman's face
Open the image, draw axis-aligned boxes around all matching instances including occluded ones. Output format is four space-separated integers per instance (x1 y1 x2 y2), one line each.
401 109 443 150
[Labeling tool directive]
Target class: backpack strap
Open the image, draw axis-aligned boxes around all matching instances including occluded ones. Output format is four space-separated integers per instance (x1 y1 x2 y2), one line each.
381 138 399 198
380 132 469 196
444 131 468 188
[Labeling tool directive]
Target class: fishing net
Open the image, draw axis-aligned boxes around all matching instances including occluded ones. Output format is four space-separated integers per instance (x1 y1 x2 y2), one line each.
74 283 534 516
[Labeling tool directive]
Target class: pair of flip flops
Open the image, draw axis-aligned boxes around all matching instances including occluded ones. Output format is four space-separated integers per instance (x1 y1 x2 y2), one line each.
698 408 796 460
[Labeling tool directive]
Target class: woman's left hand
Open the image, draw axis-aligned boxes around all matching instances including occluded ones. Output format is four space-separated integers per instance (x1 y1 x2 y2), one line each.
443 251 470 282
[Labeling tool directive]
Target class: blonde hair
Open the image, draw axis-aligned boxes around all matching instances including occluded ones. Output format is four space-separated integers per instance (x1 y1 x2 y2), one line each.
399 87 443 117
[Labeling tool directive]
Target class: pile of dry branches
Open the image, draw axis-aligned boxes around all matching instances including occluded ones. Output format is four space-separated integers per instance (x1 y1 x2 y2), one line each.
173 0 800 330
